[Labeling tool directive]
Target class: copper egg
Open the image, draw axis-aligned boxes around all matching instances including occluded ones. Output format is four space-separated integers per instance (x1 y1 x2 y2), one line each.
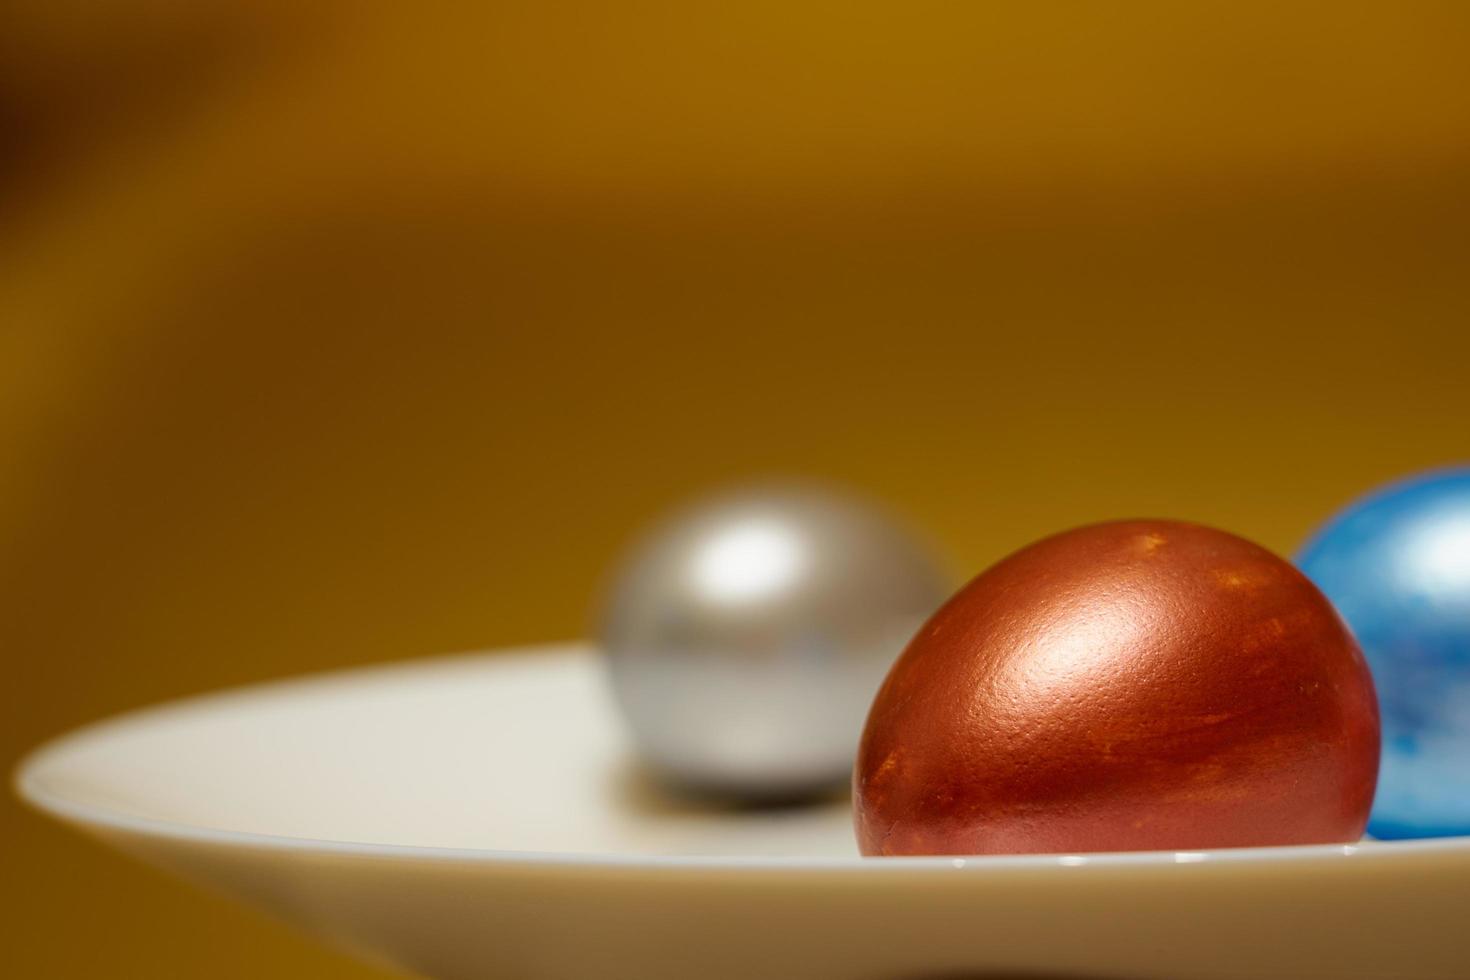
854 520 1380 856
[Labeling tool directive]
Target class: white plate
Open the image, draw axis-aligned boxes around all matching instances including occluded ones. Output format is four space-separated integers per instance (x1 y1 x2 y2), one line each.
15 643 1470 980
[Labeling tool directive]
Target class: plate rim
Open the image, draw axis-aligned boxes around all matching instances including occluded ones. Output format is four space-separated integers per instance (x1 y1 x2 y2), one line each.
17 642 1470 874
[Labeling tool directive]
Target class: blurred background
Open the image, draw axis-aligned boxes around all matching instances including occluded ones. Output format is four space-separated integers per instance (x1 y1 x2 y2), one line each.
3 2 1469 975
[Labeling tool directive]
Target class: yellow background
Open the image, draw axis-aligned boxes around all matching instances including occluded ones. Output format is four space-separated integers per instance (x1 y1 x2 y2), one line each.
4 3 1469 976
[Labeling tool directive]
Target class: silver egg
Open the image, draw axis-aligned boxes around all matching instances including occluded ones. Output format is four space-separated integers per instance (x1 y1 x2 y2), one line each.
599 485 950 800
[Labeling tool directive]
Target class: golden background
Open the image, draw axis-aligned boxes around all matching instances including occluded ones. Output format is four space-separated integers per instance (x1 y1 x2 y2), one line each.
4 3 1469 976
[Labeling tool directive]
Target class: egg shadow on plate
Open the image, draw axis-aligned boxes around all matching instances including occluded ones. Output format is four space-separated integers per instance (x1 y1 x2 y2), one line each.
608 757 850 816
610 767 1133 980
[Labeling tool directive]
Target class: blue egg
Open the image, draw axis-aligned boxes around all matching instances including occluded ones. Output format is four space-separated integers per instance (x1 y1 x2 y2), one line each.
1297 468 1470 839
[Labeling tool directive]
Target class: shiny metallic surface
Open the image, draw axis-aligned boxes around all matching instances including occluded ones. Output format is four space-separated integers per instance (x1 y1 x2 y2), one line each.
856 520 1380 856
1297 467 1470 839
600 486 950 800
